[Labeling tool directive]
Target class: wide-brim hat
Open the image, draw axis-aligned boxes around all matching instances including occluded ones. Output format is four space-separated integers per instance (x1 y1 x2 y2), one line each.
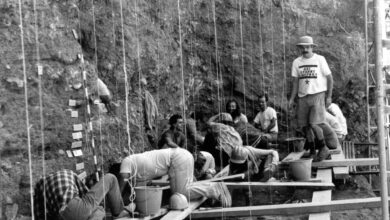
296 36 317 47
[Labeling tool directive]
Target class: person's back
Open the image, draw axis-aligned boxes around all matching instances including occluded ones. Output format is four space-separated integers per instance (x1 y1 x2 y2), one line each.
327 103 347 137
34 170 89 219
325 112 344 140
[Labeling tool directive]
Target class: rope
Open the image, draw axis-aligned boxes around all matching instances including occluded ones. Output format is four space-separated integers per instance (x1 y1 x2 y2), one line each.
119 0 132 154
119 0 136 212
212 1 226 218
270 1 276 108
91 0 106 210
231 0 239 99
134 0 148 214
177 0 188 146
281 0 290 151
18 0 34 217
212 0 222 118
257 0 265 91
33 0 47 219
238 1 253 217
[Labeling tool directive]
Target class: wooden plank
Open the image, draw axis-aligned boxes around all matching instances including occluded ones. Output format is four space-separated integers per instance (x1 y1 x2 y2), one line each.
159 166 229 220
309 169 332 220
214 165 230 178
190 197 384 218
116 208 168 220
282 151 305 162
151 173 245 187
312 158 378 168
315 169 332 183
311 190 332 202
224 181 334 189
160 197 207 220
331 145 349 179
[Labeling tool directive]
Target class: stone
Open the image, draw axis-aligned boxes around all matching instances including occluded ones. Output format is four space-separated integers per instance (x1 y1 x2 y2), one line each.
6 77 24 88
5 196 12 204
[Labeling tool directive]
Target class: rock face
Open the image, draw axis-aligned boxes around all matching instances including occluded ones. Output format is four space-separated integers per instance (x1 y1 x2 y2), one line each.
0 0 371 216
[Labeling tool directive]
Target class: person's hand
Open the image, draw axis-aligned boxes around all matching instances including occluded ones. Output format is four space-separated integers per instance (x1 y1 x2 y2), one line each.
325 96 332 108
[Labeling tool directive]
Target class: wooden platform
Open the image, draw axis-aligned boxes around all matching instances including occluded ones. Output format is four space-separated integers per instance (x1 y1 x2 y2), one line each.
115 208 168 220
190 197 386 218
308 169 332 220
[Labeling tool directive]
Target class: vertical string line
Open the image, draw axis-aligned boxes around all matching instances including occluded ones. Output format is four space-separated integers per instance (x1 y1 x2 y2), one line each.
257 0 265 92
231 0 239 99
33 0 46 219
249 15 255 116
177 0 187 144
212 0 222 117
270 1 276 109
239 1 253 217
91 0 106 209
18 0 34 217
119 0 132 153
135 0 146 153
281 0 290 147
212 4 225 217
134 0 149 214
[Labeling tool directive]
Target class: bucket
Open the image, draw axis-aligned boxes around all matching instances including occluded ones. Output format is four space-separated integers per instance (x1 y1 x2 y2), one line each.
289 158 312 181
134 186 163 215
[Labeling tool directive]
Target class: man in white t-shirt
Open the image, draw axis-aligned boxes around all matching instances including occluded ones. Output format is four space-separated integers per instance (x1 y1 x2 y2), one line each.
325 111 346 142
288 36 334 161
119 148 231 207
327 103 347 141
253 93 278 142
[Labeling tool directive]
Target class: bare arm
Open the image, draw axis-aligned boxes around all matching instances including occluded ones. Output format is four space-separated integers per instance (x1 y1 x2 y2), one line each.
289 77 299 108
265 118 276 133
326 74 333 107
119 173 131 195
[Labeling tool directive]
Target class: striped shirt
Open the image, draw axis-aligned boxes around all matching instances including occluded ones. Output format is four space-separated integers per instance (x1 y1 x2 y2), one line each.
33 170 89 219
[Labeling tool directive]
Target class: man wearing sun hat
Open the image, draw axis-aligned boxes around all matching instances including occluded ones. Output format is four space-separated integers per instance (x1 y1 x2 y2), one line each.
288 36 334 161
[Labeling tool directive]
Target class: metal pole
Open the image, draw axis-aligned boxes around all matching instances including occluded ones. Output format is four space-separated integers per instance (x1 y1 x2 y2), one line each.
374 0 389 219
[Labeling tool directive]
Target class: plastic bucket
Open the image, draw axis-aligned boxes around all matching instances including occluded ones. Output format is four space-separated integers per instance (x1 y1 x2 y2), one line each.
134 186 163 215
289 158 312 181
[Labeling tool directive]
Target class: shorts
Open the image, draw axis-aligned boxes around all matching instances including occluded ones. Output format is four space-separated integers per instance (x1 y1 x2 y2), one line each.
297 92 325 127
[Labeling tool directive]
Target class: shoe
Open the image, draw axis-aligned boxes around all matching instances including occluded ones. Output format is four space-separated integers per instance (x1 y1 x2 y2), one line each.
216 182 232 207
314 146 330 162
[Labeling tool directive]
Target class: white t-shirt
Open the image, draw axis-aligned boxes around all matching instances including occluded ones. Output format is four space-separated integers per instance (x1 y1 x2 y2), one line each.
120 148 172 182
327 103 347 135
325 112 344 137
253 107 278 133
291 53 331 97
233 113 248 124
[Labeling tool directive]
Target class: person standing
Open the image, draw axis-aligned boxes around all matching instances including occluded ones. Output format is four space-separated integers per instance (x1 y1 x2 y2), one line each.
253 93 278 142
288 36 334 161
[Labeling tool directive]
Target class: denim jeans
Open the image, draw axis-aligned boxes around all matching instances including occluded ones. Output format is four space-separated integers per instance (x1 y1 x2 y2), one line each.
59 174 124 220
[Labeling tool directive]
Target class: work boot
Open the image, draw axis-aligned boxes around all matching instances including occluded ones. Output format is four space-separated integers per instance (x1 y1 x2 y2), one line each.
216 182 232 207
314 146 330 162
303 142 315 158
